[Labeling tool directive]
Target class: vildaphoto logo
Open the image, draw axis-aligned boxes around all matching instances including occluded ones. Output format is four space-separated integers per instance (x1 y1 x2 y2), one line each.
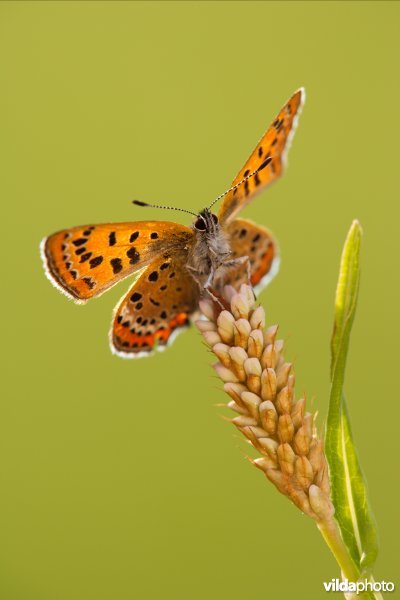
323 579 395 594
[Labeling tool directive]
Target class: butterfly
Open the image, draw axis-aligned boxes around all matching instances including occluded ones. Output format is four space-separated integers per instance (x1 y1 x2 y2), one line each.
41 88 305 358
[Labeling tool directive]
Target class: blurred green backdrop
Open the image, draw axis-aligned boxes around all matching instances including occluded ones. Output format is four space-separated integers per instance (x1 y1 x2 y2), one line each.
1 2 399 599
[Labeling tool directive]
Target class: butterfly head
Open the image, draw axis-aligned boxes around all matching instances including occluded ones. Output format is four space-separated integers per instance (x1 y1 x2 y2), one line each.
193 209 219 234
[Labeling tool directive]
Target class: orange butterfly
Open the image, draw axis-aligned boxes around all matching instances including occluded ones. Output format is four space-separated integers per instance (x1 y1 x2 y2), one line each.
41 88 305 358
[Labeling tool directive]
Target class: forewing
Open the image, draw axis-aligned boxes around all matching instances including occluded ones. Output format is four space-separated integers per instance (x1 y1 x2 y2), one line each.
110 249 199 357
41 221 193 303
220 218 279 292
218 89 304 224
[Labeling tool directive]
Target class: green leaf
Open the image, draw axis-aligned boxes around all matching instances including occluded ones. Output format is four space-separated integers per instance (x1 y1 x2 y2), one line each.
325 220 379 575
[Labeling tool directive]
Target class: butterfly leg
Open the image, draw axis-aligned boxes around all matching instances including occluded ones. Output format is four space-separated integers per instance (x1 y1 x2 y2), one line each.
203 266 229 308
187 262 217 291
186 264 207 293
221 255 251 285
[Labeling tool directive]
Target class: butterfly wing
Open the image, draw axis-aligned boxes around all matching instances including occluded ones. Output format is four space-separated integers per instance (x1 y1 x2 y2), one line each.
218 88 305 224
41 222 194 303
110 249 199 357
218 218 279 293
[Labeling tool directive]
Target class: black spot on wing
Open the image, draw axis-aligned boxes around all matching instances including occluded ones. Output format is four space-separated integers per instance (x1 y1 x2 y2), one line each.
127 247 140 265
72 238 88 247
89 256 103 269
82 277 95 289
80 252 92 263
130 231 139 243
258 156 272 171
110 258 123 274
148 271 158 282
130 292 142 302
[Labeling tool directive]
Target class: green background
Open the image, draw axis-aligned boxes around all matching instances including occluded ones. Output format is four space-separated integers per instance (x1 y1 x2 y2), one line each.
1 2 399 598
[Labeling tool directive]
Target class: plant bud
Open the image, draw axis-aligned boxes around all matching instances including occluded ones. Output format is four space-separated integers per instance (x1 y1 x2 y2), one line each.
261 343 278 369
249 306 266 330
248 329 264 358
265 469 287 494
253 456 277 472
213 363 238 383
278 414 295 443
233 319 252 348
222 285 237 303
276 362 292 390
264 324 278 345
258 436 279 461
227 400 247 414
217 311 235 344
289 488 313 517
228 346 248 381
213 343 231 368
303 413 313 437
195 319 217 332
261 368 277 401
309 485 335 520
278 443 295 475
223 382 247 406
232 415 258 427
239 284 256 309
291 398 305 429
259 400 277 434
199 299 214 320
231 293 250 320
244 358 262 394
276 385 293 414
295 456 314 489
293 425 311 456
203 331 221 347
241 391 261 420
308 439 324 473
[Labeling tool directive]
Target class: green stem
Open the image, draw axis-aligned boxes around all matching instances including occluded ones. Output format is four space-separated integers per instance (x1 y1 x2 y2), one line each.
317 518 383 599
318 516 360 582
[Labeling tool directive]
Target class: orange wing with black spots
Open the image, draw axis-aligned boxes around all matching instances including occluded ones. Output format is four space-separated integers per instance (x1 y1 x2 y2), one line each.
41 222 194 303
218 88 305 224
219 218 279 292
110 250 199 357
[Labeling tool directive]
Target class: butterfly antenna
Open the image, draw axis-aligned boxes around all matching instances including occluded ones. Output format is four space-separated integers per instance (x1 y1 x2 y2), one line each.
133 200 199 218
207 158 272 210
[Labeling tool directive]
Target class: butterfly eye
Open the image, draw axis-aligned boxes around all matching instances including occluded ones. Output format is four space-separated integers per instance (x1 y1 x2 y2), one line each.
194 218 206 231
211 213 218 224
